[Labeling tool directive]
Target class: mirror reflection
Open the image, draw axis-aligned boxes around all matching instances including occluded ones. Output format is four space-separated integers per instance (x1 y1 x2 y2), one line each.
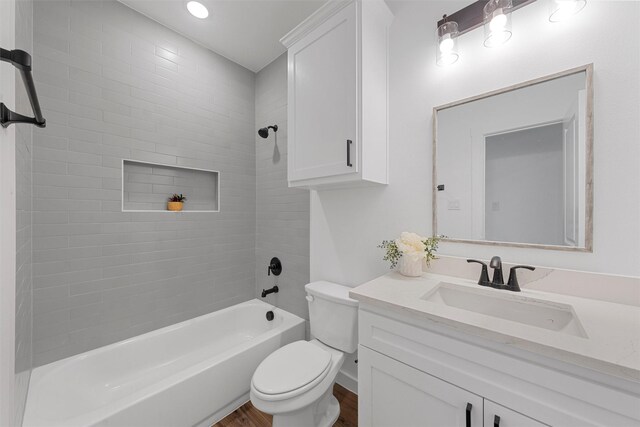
434 66 592 250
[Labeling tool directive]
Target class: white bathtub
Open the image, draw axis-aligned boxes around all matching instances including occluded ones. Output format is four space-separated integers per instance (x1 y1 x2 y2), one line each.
23 299 305 427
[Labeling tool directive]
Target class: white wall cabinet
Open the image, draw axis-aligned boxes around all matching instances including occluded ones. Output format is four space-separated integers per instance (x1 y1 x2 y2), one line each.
281 0 392 189
358 308 639 427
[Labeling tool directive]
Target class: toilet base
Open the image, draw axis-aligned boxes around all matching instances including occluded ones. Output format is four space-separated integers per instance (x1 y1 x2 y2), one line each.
272 383 340 427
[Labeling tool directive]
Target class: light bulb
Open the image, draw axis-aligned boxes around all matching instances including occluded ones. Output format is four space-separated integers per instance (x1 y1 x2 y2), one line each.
489 11 507 32
439 35 454 53
436 20 459 66
484 0 513 48
187 1 209 19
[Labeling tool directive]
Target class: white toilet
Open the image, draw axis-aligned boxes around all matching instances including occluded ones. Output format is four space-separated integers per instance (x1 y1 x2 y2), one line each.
250 281 358 427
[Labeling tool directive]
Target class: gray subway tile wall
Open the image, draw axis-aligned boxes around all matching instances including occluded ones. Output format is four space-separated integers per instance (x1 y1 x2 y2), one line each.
31 0 257 366
15 0 34 424
255 54 311 321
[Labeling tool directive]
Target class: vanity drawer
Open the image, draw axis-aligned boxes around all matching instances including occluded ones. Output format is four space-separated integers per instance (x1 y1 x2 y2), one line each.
358 307 639 426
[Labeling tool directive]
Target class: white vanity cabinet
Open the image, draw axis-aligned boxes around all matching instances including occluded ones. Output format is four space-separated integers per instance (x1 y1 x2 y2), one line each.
484 401 547 427
358 308 640 427
359 346 484 427
280 0 392 189
359 346 547 427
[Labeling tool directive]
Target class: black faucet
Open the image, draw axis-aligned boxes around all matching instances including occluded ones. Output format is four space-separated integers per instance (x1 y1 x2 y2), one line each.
489 256 504 286
467 257 535 292
261 286 279 298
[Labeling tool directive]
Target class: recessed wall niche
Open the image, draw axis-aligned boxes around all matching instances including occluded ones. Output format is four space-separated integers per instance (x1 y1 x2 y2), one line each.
122 160 220 212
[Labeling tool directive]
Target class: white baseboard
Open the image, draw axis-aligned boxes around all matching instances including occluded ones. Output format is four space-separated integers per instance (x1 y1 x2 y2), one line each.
336 369 358 395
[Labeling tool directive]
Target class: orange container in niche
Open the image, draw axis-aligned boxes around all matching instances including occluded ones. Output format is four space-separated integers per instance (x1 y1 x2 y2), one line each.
167 202 184 212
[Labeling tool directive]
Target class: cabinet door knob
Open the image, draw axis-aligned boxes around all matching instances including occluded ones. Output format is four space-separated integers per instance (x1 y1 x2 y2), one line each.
346 139 353 167
494 415 501 427
466 403 472 427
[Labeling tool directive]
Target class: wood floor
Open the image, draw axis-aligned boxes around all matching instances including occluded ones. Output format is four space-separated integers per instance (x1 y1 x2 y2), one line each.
214 384 357 427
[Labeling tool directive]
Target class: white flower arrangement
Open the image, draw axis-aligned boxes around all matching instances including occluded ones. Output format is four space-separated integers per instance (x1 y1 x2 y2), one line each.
378 232 440 269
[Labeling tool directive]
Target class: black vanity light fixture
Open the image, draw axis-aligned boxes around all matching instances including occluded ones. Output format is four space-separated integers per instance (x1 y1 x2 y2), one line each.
435 0 587 66
258 125 278 139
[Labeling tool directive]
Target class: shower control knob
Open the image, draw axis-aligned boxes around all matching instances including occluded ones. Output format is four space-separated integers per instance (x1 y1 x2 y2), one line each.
267 257 282 276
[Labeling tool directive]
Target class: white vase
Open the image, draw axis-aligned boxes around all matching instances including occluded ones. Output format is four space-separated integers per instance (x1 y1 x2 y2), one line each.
398 256 423 277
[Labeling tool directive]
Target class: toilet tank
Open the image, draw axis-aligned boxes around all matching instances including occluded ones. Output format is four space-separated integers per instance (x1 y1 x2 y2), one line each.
305 281 358 353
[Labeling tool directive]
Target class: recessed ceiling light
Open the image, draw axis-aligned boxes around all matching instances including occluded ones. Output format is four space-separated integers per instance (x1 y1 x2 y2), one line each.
187 1 209 19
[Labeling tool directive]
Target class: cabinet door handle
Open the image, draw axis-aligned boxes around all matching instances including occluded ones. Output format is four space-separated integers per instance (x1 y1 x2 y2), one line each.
465 403 472 427
346 139 352 167
494 415 501 427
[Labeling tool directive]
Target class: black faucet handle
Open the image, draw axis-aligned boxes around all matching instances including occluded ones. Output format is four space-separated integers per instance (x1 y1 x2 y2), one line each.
467 259 490 286
267 257 282 276
506 265 536 292
511 265 535 271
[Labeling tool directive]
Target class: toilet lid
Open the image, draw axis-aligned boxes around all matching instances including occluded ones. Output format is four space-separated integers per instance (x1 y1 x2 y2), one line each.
252 341 331 395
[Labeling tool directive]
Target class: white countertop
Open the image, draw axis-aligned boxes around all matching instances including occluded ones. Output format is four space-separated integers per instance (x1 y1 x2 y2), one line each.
349 271 640 382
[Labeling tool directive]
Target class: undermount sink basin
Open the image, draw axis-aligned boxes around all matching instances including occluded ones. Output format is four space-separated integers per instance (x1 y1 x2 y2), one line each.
422 282 587 338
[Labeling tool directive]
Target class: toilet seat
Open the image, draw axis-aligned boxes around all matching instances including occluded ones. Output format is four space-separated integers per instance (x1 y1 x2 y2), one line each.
251 341 332 401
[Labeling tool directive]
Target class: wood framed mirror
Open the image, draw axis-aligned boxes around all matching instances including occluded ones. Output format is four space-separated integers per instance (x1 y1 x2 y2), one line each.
433 64 593 251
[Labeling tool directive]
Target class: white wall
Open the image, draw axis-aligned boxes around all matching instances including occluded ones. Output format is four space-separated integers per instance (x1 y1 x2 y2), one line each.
0 0 18 424
311 0 640 286
14 0 34 423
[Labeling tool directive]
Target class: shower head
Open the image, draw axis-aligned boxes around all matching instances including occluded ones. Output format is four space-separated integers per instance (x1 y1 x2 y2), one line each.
258 125 278 139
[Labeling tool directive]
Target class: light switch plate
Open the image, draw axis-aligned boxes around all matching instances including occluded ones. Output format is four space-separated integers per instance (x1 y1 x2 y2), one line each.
448 199 461 210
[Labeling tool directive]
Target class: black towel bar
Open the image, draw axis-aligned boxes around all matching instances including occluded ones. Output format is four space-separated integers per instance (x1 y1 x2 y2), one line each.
0 47 46 128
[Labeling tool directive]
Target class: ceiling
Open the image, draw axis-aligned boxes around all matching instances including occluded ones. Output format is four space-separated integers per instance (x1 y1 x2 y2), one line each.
118 0 324 72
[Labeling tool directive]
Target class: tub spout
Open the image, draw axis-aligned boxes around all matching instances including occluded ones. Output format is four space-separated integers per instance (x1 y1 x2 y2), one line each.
261 286 279 298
